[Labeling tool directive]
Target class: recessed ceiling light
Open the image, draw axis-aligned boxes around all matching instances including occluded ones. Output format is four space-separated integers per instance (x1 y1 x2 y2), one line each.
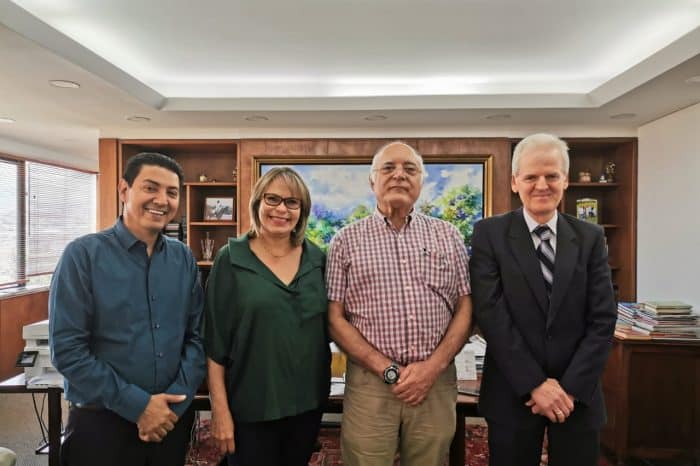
126 116 151 122
49 80 80 89
684 75 700 84
364 114 387 121
0 117 16 124
609 113 636 120
485 113 511 120
244 115 269 121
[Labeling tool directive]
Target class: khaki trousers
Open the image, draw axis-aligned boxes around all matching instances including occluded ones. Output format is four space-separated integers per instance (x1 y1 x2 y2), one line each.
341 360 457 466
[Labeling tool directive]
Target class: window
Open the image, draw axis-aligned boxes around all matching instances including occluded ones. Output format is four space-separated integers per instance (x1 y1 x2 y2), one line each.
0 157 96 289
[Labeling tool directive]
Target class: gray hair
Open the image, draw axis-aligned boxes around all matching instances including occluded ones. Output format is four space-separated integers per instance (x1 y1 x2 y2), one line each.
369 141 426 184
512 133 569 176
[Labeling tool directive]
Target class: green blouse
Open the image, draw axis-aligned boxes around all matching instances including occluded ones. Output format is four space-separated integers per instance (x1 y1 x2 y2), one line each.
203 234 330 422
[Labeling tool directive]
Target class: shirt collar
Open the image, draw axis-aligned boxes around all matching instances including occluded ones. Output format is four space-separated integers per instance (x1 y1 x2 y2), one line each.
227 234 324 272
523 209 558 236
372 206 414 228
114 216 166 252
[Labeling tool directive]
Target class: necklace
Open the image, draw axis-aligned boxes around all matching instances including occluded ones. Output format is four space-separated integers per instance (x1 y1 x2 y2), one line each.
258 238 294 258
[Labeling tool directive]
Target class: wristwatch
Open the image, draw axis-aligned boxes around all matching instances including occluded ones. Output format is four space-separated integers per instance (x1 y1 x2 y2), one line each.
383 362 400 384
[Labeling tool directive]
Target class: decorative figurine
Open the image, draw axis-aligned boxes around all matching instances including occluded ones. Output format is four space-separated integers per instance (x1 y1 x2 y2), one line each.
231 168 238 183
598 173 607 183
199 174 209 182
604 161 616 183
578 171 592 183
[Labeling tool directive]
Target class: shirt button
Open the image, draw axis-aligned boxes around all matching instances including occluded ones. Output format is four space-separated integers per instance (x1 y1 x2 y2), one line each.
157 352 164 358
408 314 414 320
154 323 160 329
401 259 407 264
410 345 416 351
151 295 156 301
547 334 553 340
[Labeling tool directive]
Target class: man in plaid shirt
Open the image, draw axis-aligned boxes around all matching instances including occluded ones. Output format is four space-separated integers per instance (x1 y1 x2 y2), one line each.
326 141 473 466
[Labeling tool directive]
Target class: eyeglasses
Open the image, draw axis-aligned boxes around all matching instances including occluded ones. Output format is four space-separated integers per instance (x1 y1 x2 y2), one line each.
374 163 421 177
262 193 302 210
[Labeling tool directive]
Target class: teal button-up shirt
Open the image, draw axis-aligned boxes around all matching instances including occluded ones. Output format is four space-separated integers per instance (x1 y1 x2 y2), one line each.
49 218 205 423
204 234 330 422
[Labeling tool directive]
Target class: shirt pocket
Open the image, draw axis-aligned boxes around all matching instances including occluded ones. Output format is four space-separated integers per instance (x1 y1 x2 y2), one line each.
418 249 453 291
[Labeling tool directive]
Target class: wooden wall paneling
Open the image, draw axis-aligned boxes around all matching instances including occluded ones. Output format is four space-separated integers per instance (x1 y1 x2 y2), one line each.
98 139 119 230
238 140 265 233
0 291 49 380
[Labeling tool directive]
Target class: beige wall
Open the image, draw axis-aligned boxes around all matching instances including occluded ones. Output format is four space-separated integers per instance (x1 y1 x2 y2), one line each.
637 102 700 306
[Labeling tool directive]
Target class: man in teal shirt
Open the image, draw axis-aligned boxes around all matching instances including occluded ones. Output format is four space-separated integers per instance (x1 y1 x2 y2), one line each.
50 152 205 466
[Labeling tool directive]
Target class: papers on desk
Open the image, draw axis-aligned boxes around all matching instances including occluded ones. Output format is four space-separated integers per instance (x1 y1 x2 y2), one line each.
27 371 63 389
455 349 477 380
330 377 345 396
456 335 487 381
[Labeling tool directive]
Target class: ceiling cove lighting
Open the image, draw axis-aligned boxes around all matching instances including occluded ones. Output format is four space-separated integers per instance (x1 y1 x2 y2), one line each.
125 116 151 122
49 80 81 89
0 117 16 123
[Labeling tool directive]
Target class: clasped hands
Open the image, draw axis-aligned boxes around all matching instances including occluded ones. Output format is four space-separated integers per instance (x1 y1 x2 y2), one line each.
390 360 441 407
526 378 575 423
136 393 186 442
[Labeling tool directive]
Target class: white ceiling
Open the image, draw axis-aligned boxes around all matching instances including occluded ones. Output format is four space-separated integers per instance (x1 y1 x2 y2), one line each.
1 0 700 168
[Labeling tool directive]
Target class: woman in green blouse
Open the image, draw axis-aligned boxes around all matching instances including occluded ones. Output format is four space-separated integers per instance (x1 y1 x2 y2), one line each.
204 167 330 466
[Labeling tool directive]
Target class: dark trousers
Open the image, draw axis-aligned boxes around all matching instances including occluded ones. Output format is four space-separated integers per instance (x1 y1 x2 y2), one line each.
487 417 600 466
227 408 322 466
60 403 195 466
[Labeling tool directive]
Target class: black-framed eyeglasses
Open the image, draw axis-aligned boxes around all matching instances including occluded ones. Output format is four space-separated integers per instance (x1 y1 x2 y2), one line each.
262 193 302 210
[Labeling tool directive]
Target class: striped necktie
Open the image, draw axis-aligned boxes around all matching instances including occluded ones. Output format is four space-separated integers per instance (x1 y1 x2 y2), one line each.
533 225 555 296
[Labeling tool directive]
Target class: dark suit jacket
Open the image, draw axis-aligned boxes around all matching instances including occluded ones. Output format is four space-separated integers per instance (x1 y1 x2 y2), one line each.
470 209 616 429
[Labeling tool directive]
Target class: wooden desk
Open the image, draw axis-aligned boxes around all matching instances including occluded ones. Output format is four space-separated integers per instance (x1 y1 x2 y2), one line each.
601 338 700 465
2 374 478 466
0 373 62 466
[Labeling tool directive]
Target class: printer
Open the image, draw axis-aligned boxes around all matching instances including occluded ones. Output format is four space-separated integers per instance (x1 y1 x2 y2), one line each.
21 319 63 389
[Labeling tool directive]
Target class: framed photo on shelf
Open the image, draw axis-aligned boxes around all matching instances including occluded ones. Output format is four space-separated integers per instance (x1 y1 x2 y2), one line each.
204 197 234 221
576 198 599 224
255 155 492 251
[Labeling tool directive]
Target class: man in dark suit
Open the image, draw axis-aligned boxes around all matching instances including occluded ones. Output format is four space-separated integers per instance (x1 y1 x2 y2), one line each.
470 133 616 466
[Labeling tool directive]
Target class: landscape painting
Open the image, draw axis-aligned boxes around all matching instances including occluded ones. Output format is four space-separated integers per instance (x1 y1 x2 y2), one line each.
259 158 488 251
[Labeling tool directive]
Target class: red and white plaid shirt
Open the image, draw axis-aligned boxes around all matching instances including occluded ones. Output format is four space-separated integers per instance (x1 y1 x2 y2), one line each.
326 210 471 365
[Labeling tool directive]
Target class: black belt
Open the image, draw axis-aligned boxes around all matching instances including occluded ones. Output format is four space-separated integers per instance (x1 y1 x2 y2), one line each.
73 403 105 411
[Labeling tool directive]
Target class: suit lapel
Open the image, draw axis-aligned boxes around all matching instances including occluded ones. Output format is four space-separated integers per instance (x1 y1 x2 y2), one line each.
547 215 579 328
508 209 548 314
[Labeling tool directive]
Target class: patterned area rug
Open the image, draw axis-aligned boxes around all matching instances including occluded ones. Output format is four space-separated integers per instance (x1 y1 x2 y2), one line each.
186 420 612 466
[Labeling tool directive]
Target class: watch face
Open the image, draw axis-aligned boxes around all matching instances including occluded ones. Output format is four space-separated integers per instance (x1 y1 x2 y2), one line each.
384 365 399 384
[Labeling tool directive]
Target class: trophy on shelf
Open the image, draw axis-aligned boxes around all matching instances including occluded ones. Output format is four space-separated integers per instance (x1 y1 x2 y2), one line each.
201 232 215 262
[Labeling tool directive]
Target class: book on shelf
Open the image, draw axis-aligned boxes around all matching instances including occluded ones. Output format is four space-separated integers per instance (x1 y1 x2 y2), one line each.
164 222 182 241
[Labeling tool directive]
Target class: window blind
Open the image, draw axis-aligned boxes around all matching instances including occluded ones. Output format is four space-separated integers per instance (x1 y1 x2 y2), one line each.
25 162 96 277
0 159 19 286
